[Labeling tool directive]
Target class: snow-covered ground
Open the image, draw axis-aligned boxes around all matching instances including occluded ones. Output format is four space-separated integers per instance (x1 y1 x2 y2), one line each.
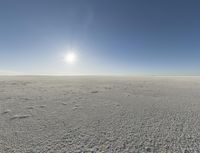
1 76 200 153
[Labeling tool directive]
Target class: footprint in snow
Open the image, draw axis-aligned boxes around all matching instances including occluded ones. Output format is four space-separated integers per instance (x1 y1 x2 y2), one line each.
26 106 34 109
10 114 30 120
38 105 46 108
91 91 98 93
1 109 11 114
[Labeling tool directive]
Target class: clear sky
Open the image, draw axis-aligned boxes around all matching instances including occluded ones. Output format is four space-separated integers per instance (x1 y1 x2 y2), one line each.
1 0 200 75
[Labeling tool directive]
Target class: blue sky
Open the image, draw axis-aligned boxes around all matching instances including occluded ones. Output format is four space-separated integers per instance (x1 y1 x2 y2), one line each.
1 0 200 75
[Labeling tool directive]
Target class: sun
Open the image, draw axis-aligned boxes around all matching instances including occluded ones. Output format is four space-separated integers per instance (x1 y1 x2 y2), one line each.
65 52 77 64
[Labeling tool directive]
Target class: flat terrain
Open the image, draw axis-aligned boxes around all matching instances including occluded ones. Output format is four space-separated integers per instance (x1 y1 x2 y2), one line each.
1 76 200 153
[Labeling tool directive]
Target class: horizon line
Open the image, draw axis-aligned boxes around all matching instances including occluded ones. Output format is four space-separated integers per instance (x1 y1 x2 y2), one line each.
1 74 200 77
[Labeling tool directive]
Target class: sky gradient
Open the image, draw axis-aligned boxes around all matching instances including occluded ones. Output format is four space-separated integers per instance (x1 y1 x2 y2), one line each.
1 0 200 75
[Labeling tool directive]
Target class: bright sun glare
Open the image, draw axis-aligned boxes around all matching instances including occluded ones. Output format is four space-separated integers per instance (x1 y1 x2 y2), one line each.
65 52 77 64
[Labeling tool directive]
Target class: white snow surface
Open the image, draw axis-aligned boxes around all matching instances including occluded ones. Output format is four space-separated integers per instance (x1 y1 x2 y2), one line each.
1 76 200 153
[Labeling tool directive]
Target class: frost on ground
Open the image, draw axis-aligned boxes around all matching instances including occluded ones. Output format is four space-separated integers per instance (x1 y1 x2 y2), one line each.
1 76 200 153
